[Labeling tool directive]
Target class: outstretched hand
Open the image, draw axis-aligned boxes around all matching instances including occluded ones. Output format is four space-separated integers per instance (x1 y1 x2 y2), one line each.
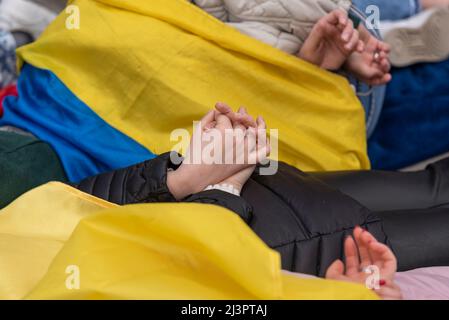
325 226 402 300
344 25 392 85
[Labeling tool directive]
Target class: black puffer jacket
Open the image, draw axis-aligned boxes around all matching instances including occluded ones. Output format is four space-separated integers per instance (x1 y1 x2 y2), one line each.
74 152 387 277
75 152 449 276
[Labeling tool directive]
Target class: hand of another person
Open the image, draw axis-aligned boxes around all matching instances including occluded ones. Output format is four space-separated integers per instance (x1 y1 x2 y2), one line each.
217 104 271 194
325 226 403 300
344 25 392 85
299 9 364 70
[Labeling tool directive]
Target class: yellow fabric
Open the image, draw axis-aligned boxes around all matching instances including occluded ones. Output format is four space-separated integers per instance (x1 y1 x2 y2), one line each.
17 0 370 172
0 182 116 300
0 183 377 300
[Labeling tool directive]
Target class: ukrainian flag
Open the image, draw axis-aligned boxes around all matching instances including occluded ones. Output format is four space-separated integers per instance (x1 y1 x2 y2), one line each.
0 0 370 182
0 182 377 300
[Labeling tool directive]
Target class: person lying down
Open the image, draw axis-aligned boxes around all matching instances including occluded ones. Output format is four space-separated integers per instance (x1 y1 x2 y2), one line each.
190 0 392 86
73 103 449 300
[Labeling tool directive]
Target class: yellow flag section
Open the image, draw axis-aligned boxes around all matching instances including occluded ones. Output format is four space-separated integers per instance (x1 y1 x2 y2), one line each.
0 182 117 300
17 0 370 172
0 183 377 300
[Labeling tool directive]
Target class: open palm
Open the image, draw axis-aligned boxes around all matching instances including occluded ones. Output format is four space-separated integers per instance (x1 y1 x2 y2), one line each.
345 26 392 85
325 227 402 300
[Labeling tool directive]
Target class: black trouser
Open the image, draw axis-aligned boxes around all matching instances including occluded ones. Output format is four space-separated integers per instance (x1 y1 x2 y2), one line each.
311 158 449 271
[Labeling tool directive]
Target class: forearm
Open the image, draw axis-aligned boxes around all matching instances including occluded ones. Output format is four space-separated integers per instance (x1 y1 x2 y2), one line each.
73 152 179 205
73 152 253 221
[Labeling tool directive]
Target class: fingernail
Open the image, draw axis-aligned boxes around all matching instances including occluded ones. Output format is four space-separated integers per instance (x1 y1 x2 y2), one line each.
379 279 386 286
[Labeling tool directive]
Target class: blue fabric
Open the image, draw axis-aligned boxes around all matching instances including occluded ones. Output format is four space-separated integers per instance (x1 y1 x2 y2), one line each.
0 64 156 182
368 59 449 170
353 0 421 21
345 6 386 138
354 81 386 138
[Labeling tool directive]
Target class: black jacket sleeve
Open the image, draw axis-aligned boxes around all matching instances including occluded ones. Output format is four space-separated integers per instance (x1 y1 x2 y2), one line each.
74 152 178 205
72 152 252 222
184 190 253 223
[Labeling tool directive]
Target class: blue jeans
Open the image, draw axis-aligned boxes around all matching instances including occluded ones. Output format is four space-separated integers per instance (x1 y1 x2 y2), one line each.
0 31 16 89
350 1 421 137
353 0 421 21
350 78 386 138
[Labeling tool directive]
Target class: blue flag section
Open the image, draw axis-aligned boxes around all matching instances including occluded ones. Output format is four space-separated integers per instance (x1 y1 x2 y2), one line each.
0 64 156 182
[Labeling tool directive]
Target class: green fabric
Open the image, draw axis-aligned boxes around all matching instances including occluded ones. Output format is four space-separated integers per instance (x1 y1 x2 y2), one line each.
0 131 67 209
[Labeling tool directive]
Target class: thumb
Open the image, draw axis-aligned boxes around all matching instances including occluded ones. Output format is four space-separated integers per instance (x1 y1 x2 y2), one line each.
199 110 216 130
325 259 345 279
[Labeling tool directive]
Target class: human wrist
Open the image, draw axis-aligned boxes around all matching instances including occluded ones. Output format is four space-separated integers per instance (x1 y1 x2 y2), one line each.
166 168 195 200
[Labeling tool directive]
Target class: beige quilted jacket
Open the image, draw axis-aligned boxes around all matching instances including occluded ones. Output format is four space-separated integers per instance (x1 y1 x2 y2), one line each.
190 0 352 54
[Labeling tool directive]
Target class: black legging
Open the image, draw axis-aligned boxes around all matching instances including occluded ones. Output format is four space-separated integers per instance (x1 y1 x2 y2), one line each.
311 157 449 271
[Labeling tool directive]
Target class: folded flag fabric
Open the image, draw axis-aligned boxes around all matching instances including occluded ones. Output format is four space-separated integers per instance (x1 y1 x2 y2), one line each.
0 182 377 300
0 182 116 300
0 84 17 118
2 0 370 181
0 64 155 182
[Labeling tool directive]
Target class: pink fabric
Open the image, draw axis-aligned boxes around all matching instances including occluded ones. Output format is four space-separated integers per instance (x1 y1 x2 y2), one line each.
396 267 449 300
285 268 449 300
